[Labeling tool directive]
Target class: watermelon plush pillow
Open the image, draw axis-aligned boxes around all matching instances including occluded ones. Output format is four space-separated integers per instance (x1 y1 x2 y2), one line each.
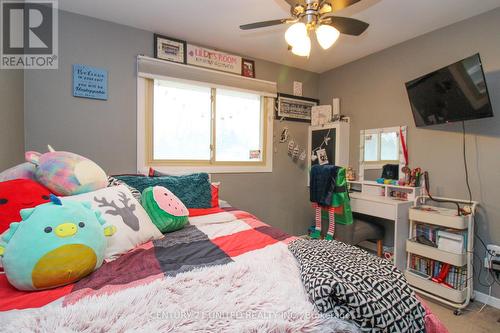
141 186 188 233
146 168 220 208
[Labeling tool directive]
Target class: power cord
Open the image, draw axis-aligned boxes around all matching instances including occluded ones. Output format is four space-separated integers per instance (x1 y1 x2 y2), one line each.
423 171 461 215
461 121 499 286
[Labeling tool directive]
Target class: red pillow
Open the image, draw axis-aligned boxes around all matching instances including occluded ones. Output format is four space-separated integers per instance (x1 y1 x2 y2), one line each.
211 183 220 208
0 179 52 234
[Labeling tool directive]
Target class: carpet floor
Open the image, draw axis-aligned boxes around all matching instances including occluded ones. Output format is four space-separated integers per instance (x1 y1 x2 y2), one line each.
421 295 500 333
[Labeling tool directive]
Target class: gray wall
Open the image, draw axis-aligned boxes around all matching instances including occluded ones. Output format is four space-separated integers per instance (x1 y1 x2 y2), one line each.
319 8 500 297
24 11 152 173
0 69 24 170
24 10 319 236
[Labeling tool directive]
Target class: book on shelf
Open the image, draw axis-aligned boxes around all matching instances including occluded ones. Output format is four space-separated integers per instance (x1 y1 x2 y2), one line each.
409 254 467 290
413 223 467 252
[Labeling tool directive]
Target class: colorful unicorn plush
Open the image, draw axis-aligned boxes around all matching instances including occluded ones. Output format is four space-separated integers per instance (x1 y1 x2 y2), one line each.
0 195 116 291
0 145 108 196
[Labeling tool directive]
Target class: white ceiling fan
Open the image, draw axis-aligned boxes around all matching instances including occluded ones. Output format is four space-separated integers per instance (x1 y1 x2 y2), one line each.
240 0 369 57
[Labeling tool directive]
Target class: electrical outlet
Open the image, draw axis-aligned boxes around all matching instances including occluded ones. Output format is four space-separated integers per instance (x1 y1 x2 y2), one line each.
484 244 500 271
487 244 500 255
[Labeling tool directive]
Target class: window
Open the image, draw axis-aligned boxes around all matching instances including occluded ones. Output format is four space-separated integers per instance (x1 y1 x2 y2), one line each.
215 89 263 162
362 127 401 164
142 78 272 173
153 80 212 161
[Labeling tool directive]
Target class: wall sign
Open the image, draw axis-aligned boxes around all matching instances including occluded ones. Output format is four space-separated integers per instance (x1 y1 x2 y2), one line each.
187 44 242 75
276 93 319 122
73 64 108 100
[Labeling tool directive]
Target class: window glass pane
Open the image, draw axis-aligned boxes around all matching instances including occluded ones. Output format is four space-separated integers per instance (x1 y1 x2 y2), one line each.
215 89 262 162
364 133 378 161
153 80 211 160
380 132 399 161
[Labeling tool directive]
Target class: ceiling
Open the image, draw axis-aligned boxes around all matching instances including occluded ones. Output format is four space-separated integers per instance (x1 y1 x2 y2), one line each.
59 0 500 73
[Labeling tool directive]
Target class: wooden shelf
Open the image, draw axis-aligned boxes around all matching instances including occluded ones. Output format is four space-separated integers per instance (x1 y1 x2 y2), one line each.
406 240 467 267
405 270 467 304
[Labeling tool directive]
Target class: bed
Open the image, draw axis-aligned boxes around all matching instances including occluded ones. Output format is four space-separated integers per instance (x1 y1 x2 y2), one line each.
0 205 447 332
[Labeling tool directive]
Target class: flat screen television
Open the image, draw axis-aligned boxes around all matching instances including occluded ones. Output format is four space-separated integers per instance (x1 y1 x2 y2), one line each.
405 53 493 127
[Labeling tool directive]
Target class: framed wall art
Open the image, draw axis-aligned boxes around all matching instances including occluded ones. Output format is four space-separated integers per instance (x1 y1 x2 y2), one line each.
154 34 187 64
276 93 319 122
242 59 255 78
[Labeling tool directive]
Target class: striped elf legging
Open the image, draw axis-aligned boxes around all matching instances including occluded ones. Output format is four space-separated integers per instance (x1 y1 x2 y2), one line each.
313 203 335 237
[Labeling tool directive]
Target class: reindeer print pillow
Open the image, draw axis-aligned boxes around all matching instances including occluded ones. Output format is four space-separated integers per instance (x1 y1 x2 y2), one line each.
65 185 162 260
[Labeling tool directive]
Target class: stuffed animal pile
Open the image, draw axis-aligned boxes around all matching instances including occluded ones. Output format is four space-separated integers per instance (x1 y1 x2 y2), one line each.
0 146 194 292
0 146 113 290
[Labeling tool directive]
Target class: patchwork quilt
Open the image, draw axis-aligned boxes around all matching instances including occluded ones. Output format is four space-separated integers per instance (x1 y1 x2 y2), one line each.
0 207 447 333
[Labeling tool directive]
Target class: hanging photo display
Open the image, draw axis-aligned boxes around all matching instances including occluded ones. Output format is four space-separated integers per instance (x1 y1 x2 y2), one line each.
287 139 295 155
280 127 289 143
316 148 329 165
299 149 307 161
292 145 300 160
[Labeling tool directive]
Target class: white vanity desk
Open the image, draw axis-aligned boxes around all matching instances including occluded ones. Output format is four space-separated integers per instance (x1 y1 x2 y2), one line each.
348 181 421 270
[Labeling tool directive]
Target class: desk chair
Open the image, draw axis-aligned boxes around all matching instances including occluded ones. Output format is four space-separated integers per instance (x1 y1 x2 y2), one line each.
334 218 385 257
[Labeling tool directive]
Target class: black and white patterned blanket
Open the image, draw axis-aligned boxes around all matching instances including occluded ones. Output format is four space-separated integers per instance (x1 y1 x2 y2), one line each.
289 239 426 332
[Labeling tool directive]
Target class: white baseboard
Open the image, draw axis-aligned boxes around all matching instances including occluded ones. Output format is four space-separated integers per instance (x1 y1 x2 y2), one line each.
474 289 500 309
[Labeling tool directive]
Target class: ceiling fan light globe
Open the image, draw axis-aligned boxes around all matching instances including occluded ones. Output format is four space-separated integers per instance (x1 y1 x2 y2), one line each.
316 24 340 50
291 35 311 57
285 22 307 47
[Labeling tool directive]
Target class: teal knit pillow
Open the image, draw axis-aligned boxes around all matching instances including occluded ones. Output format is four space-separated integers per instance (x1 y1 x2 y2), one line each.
115 174 211 208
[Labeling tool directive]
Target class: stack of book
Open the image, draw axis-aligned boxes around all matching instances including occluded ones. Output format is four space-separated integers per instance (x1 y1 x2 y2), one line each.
409 254 467 290
414 223 467 252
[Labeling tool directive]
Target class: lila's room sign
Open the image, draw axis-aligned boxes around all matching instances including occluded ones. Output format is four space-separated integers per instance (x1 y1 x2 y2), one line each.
72 64 108 100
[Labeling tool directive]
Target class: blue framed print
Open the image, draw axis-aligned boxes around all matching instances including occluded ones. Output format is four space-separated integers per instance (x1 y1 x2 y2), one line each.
72 64 108 100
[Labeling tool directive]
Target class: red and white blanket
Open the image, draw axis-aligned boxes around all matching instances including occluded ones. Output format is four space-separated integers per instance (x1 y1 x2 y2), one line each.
0 208 447 333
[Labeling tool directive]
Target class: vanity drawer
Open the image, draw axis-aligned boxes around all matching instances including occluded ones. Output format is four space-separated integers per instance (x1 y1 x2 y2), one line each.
350 197 396 220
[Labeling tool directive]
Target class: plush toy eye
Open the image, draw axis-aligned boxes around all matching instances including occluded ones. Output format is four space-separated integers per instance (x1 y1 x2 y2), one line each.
41 195 50 200
0 198 7 204
44 227 52 233
78 222 85 228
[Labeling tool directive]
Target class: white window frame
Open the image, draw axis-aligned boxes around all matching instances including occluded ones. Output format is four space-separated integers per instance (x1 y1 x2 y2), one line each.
137 77 274 174
359 126 405 170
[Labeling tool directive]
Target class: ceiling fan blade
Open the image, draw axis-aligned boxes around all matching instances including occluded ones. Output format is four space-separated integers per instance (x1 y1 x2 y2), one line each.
239 19 289 30
329 0 362 12
324 16 369 36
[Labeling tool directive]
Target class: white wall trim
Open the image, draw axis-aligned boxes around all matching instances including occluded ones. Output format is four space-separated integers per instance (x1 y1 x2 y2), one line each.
474 289 500 309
